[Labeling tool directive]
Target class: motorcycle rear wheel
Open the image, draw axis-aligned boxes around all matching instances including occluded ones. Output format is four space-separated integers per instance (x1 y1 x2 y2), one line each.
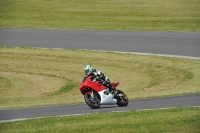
84 92 100 109
116 93 129 107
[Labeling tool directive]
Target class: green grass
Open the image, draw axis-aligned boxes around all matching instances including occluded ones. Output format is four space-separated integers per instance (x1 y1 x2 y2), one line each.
0 107 199 133
0 46 200 109
0 0 199 31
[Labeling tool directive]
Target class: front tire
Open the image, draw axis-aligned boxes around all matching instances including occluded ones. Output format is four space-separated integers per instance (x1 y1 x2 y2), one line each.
84 92 100 109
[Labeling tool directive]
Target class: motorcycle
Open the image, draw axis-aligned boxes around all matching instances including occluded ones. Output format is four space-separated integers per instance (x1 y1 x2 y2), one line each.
79 76 129 109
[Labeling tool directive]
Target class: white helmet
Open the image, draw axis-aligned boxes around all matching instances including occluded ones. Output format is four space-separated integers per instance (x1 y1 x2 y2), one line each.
84 65 93 75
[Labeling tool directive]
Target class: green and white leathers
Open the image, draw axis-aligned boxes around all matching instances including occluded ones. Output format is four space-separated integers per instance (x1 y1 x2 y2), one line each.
84 64 116 92
84 64 110 83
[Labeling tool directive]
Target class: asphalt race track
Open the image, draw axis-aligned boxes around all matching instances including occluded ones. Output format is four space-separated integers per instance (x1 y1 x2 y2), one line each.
0 28 200 58
0 94 200 122
0 28 200 122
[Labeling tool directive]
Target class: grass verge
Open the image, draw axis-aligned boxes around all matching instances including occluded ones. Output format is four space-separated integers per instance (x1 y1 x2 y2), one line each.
0 46 200 109
0 0 199 31
0 107 199 133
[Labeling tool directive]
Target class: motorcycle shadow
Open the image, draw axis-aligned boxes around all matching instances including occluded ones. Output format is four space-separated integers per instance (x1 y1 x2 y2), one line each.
100 106 118 109
88 105 129 109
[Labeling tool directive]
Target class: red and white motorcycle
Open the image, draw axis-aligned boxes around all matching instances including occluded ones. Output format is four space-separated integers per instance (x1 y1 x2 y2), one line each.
79 76 129 109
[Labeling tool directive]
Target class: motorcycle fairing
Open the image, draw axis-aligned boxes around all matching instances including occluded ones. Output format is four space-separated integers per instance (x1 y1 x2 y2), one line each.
112 82 119 88
80 76 106 94
98 90 117 105
87 82 106 92
80 75 129 108
80 76 118 105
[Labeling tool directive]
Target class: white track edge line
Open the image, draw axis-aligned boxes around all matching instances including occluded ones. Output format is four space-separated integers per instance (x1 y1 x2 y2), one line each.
13 47 200 60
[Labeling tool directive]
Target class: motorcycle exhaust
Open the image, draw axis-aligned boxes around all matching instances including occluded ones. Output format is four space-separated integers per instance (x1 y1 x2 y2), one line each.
114 93 123 99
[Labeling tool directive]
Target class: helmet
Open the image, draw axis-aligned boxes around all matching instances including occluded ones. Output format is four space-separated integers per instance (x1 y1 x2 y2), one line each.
84 65 93 75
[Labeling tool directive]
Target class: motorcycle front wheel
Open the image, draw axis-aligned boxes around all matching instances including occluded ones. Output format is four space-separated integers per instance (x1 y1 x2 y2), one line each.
84 92 100 109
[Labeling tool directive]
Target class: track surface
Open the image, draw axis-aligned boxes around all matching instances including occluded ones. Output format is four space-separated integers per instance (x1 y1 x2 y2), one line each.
0 28 200 57
0 28 200 122
0 94 200 122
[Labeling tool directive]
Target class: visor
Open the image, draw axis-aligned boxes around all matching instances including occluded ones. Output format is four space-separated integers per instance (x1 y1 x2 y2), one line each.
85 70 89 75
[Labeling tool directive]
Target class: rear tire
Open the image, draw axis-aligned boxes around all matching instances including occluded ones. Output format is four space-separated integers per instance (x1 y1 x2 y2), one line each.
116 92 129 107
84 92 100 109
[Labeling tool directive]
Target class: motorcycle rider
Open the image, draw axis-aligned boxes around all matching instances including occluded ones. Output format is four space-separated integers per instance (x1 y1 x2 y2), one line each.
84 64 116 94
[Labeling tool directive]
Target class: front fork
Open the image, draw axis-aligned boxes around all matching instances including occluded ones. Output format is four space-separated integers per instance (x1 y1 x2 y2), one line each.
90 90 95 99
89 90 100 103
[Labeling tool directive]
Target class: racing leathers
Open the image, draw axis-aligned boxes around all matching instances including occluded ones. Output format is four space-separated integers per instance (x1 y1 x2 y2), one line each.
87 69 116 94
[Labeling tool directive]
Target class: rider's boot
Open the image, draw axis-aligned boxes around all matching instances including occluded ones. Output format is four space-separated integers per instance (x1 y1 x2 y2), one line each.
110 86 117 94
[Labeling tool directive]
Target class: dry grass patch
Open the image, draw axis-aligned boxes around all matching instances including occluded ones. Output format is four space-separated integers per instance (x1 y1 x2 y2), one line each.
0 47 200 108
